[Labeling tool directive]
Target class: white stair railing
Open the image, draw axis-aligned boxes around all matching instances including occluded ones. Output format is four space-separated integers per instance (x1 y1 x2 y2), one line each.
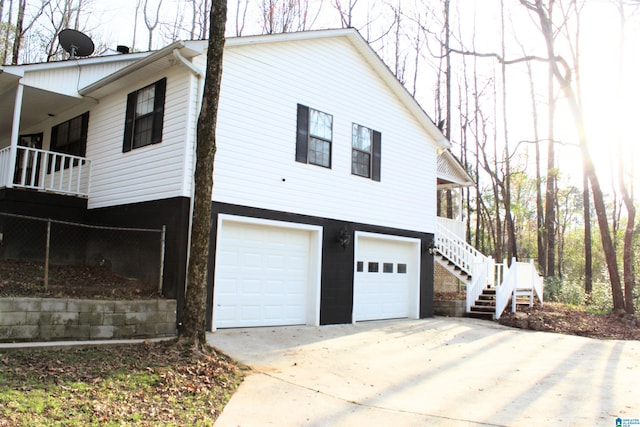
495 258 517 320
495 258 545 319
530 259 544 306
435 224 485 276
466 256 494 312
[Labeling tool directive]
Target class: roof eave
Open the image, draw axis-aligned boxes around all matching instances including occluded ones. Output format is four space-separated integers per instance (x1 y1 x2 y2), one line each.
79 41 203 95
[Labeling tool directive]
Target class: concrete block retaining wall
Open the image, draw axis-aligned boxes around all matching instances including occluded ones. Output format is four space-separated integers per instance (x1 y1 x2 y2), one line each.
433 299 466 317
0 298 177 342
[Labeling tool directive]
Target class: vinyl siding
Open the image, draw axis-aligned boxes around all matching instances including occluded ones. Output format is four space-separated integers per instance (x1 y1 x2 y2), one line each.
21 59 141 97
86 65 194 208
213 37 437 233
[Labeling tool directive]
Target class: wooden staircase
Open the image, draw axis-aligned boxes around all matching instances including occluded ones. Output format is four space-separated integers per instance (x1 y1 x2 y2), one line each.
467 287 540 320
434 253 472 284
467 288 496 320
435 219 544 321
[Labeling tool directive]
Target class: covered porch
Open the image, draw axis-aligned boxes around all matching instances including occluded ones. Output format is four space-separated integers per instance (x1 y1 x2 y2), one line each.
0 65 93 198
435 149 474 239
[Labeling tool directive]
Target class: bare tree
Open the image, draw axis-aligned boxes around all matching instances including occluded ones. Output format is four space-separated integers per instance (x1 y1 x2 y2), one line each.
181 0 227 347
143 0 163 50
10 0 50 64
0 0 10 63
41 0 92 61
615 0 635 313
259 0 320 34
332 0 358 28
132 0 140 50
234 0 248 36
521 0 625 311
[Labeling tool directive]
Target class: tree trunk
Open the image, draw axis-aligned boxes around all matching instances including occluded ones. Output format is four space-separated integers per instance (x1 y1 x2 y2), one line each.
522 0 624 311
11 0 25 64
615 0 635 314
544 62 556 277
499 0 517 261
619 148 635 314
181 0 227 348
2 0 12 64
583 174 592 294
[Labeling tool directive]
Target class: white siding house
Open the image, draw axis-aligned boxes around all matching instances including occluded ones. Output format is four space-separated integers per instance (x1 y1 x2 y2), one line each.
0 28 449 329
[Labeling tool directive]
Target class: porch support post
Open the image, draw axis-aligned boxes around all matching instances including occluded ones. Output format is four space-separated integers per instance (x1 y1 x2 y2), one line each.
7 82 24 189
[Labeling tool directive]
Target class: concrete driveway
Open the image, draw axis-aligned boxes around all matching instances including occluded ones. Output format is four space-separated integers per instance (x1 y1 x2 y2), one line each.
208 317 640 426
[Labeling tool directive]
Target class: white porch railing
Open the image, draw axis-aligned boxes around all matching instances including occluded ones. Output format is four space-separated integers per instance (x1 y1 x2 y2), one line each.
436 216 466 241
0 146 92 197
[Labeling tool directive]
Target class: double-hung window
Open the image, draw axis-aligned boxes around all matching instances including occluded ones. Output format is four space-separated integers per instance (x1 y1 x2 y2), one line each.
123 78 167 152
295 104 332 168
50 112 89 171
351 123 381 181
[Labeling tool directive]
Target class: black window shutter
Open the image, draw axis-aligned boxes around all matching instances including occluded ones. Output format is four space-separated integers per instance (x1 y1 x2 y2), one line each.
372 130 381 181
123 91 136 152
151 78 167 145
295 104 309 163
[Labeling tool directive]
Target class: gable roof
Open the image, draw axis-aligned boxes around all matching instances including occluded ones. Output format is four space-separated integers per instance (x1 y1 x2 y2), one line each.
1 29 449 149
437 149 474 188
224 29 450 149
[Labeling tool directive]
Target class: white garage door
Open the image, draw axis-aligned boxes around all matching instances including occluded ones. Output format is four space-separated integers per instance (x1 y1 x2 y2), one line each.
353 235 419 321
214 221 311 328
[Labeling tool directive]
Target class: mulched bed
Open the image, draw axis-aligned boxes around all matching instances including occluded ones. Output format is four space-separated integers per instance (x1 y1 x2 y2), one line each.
498 302 640 340
0 259 160 300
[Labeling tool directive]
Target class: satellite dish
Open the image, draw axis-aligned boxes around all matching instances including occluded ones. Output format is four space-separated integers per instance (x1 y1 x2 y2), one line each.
58 29 95 59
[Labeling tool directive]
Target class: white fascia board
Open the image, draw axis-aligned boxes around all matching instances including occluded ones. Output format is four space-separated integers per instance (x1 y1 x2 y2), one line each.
0 67 24 78
3 52 150 74
224 28 356 47
78 41 204 95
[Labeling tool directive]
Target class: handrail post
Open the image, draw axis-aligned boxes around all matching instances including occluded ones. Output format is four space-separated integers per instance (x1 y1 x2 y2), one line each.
44 218 51 291
158 225 166 294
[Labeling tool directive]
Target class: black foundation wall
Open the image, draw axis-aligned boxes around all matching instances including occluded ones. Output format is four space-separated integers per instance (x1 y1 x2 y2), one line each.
88 197 191 322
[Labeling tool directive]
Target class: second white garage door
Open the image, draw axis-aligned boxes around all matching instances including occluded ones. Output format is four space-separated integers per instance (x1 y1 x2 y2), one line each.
213 218 320 328
353 233 420 322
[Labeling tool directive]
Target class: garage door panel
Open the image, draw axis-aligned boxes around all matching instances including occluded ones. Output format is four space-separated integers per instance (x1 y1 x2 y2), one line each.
214 221 311 328
354 236 417 322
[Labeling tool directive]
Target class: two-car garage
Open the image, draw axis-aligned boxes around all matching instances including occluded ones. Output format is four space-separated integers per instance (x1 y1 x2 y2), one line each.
212 215 423 329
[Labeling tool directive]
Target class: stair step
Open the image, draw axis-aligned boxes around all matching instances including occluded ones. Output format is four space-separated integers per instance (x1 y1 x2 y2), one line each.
474 302 495 308
470 305 494 313
467 310 495 320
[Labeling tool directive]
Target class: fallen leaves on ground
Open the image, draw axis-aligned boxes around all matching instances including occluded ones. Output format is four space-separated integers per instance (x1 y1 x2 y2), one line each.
499 302 640 340
0 259 159 299
0 340 245 426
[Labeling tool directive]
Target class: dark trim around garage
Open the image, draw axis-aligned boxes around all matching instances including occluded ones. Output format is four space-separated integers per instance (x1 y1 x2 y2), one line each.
206 202 434 329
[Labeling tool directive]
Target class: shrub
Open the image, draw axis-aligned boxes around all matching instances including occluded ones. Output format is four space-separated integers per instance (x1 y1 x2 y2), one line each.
544 276 613 313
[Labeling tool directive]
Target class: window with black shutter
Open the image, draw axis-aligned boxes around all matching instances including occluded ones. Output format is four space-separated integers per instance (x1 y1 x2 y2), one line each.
295 103 332 168
352 123 381 181
123 78 167 152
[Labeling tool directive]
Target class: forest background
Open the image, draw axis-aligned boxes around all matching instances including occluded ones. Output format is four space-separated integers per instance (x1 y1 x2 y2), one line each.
1 0 638 313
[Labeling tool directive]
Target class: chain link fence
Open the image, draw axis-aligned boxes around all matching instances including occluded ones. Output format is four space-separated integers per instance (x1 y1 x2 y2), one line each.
0 212 165 294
